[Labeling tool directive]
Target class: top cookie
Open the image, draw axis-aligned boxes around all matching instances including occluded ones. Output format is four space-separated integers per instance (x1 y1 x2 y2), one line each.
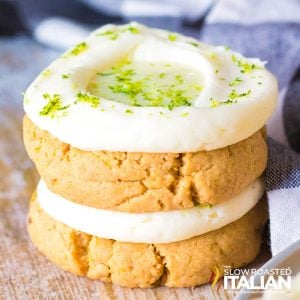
23 22 277 153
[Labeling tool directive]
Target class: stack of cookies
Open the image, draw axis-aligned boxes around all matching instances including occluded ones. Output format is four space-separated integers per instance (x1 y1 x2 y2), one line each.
23 23 277 287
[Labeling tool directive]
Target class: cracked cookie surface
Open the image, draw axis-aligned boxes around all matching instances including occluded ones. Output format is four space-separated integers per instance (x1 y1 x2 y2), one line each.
24 116 267 213
28 194 268 288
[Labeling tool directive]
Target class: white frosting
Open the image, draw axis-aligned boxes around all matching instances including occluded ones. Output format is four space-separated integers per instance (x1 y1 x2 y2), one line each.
24 22 277 152
37 178 264 244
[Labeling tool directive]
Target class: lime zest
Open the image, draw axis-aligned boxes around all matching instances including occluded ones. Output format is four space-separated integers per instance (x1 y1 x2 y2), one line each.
181 112 189 117
40 93 69 118
210 89 252 108
124 109 133 114
124 25 140 34
175 74 184 84
42 69 51 77
229 77 243 86
168 33 177 41
75 91 100 108
231 55 262 73
61 73 70 79
97 24 140 41
188 41 199 47
93 61 202 110
65 42 88 57
97 30 119 40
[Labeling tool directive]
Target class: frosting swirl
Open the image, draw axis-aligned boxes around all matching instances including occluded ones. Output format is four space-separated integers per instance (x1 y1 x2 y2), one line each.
37 178 264 243
24 22 277 152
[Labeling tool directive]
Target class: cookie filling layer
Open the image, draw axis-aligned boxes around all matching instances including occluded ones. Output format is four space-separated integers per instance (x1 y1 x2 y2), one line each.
37 178 264 243
24 22 277 153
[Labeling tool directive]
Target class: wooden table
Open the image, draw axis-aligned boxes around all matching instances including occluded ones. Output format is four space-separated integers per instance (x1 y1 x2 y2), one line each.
0 37 270 300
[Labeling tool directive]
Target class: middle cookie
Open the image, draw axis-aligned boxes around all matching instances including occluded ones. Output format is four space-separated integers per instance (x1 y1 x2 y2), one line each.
24 116 267 213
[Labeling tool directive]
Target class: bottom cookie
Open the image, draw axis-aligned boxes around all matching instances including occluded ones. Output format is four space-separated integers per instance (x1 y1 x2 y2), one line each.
28 194 268 288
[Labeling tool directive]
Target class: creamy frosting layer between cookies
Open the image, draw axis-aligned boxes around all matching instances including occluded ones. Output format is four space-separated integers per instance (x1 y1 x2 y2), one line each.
24 22 277 153
37 178 264 243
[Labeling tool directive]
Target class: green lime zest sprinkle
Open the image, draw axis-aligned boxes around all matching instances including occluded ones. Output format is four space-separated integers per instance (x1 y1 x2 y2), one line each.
210 53 218 60
258 82 262 85
167 90 192 110
93 61 202 109
209 98 221 108
71 83 78 90
61 73 70 79
168 33 177 41
75 91 100 108
231 55 261 73
66 42 88 56
42 69 51 77
175 74 184 84
210 89 251 108
228 89 251 99
215 69 219 74
181 112 189 117
40 93 69 118
188 41 199 47
125 109 133 114
229 77 243 86
115 68 135 79
191 84 203 91
98 30 118 40
123 25 140 34
224 45 230 51
97 25 140 41
109 80 142 99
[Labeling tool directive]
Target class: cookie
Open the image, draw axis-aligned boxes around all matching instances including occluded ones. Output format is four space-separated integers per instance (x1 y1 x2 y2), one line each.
28 193 268 288
24 116 267 213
